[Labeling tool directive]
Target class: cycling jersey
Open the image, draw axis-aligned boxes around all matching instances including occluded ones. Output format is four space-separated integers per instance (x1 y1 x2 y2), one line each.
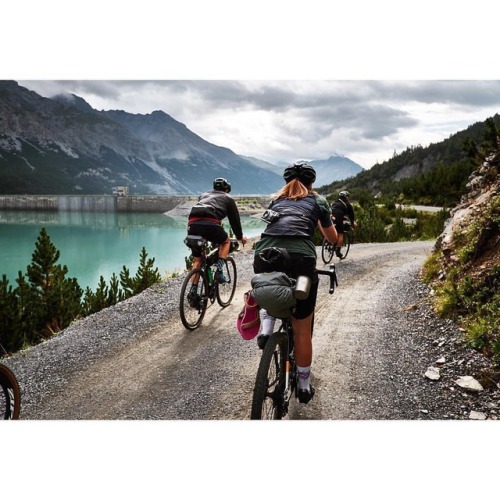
188 189 243 240
255 193 332 258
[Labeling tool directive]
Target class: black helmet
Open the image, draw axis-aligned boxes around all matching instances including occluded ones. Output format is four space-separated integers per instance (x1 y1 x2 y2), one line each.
283 161 316 185
339 191 350 200
213 177 231 193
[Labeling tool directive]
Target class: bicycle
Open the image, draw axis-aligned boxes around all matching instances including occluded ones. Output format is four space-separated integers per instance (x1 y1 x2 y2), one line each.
251 265 338 420
321 220 353 264
180 236 239 330
0 363 21 420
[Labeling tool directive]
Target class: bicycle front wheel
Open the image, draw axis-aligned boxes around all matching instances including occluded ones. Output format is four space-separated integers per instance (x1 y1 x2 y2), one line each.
251 332 288 420
321 239 334 264
180 268 208 330
0 364 21 420
216 256 237 307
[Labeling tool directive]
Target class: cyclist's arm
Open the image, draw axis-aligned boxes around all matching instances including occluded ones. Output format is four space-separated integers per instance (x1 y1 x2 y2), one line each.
319 221 338 244
226 197 244 241
316 194 338 244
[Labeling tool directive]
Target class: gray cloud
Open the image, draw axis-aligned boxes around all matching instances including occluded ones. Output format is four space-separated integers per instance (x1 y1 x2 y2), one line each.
15 80 500 169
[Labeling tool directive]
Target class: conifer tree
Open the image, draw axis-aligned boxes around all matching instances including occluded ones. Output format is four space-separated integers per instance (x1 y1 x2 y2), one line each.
26 227 82 337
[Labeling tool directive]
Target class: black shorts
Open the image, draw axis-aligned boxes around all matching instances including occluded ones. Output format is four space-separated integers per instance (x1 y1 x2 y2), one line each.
288 253 318 320
331 211 346 233
188 222 228 257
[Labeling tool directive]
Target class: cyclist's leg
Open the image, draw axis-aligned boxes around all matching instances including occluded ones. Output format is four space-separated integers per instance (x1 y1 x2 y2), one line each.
289 254 318 403
217 236 231 260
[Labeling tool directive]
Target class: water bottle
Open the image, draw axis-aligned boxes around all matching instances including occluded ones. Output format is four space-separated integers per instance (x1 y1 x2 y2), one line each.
207 267 214 285
293 275 312 300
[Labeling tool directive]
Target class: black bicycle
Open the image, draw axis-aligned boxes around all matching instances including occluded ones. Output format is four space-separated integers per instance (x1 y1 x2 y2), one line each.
321 220 353 264
180 236 239 330
251 265 338 420
0 363 21 420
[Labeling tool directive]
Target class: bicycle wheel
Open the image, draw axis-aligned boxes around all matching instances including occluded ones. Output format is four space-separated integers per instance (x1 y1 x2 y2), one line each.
251 332 288 420
341 231 351 259
0 364 21 420
321 239 334 264
216 256 237 307
180 268 208 330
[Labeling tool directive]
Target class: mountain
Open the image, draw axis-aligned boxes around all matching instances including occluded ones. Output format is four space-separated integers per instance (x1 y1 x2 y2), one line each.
243 154 364 187
309 155 364 187
0 81 284 195
318 115 500 203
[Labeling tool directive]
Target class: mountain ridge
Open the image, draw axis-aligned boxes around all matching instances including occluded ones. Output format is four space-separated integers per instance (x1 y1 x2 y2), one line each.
0 81 364 195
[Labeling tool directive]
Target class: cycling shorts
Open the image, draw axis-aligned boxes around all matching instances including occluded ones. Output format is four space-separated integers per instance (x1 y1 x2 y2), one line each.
187 222 228 257
331 211 347 233
288 252 318 320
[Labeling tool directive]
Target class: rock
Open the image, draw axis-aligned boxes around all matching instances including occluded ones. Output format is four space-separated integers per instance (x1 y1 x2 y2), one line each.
454 376 484 392
436 357 446 364
469 410 487 420
425 367 441 380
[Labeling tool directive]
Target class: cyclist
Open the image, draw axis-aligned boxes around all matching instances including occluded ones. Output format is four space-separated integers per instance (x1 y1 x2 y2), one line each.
187 177 248 292
253 161 338 404
330 190 357 258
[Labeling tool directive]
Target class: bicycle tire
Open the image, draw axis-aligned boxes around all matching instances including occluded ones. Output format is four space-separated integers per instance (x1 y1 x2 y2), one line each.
321 239 334 264
251 331 288 420
215 256 237 307
179 267 208 330
0 364 21 420
341 231 351 259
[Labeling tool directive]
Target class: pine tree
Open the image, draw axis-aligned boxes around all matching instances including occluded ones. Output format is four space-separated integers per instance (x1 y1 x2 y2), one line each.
26 227 82 337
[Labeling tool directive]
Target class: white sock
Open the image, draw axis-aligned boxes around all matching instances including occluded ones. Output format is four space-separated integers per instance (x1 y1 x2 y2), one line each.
297 365 311 391
259 309 276 336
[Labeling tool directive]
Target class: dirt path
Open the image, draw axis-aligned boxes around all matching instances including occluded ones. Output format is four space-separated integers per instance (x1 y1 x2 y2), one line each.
11 241 435 420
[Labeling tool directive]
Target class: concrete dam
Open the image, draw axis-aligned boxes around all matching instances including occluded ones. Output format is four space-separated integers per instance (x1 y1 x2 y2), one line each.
0 195 270 214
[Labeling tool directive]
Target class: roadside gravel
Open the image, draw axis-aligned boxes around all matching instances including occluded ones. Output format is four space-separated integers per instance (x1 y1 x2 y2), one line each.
3 240 499 420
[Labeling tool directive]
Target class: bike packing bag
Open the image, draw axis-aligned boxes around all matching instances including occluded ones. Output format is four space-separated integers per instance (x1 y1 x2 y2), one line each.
253 246 292 274
251 271 296 319
184 235 206 249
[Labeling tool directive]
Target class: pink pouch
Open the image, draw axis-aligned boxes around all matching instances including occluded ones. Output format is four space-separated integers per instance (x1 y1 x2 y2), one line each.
236 291 261 340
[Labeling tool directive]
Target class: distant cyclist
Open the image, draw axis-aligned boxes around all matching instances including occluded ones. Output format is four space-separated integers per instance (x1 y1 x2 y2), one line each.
253 161 337 404
330 191 357 258
187 178 248 285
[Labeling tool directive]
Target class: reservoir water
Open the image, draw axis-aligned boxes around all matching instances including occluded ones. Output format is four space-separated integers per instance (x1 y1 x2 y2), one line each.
0 211 266 290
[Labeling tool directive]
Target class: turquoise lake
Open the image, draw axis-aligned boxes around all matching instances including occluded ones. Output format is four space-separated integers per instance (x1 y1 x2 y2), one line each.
0 211 266 290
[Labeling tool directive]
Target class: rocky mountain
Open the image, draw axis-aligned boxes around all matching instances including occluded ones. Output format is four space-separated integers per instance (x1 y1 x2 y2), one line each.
0 81 284 195
319 115 500 199
243 154 364 188
309 155 364 187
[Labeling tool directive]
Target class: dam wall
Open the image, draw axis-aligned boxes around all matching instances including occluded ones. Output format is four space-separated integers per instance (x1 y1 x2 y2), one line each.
0 195 270 213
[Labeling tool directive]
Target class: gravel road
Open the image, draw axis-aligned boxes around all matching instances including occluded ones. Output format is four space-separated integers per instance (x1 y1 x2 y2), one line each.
3 240 499 420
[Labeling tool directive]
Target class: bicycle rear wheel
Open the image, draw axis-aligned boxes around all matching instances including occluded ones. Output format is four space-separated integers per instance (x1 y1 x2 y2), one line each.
216 256 237 307
0 364 21 420
251 331 288 420
341 231 351 259
180 268 208 330
321 239 334 264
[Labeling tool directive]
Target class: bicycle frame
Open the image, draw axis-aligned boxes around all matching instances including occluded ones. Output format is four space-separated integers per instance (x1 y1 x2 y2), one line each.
251 265 337 419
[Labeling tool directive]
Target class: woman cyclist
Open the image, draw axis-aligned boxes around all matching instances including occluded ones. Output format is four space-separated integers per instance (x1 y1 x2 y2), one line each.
253 161 338 404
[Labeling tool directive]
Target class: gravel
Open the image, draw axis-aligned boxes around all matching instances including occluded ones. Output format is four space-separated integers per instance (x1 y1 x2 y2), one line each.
2 241 499 421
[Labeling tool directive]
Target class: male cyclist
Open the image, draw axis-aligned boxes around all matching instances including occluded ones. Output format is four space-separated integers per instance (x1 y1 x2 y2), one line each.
187 178 247 286
330 190 357 258
253 161 337 404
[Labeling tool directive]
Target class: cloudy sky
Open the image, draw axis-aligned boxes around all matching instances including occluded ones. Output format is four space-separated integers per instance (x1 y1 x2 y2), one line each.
6 1 500 172
16 79 500 170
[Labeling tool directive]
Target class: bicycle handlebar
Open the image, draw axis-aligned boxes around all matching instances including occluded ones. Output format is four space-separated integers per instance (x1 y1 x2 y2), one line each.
317 265 338 294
